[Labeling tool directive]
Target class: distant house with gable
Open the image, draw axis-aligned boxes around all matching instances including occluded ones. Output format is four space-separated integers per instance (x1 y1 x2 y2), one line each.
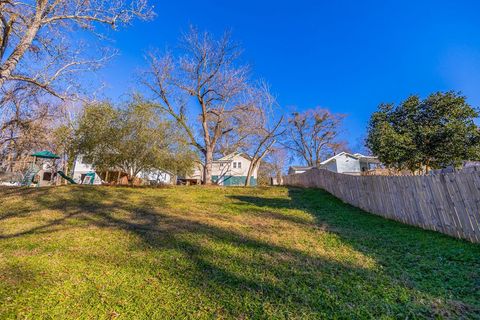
183 152 258 186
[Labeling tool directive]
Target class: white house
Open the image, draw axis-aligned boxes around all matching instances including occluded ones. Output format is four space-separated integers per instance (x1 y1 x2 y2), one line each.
71 155 173 185
139 169 174 185
71 155 102 184
287 153 380 176
185 152 258 186
320 152 380 175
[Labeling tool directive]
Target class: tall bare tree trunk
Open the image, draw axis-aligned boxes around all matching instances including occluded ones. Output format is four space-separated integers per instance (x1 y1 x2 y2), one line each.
245 159 257 187
203 148 213 185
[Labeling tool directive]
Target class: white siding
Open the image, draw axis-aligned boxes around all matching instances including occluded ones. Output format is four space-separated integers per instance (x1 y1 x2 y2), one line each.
335 154 361 174
322 153 361 174
187 153 258 183
213 154 257 178
324 160 337 173
72 155 102 184
140 170 172 184
187 162 203 180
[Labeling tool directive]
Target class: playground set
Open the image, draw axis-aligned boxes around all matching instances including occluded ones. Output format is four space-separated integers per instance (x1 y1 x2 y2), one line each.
1 151 170 187
0 150 97 187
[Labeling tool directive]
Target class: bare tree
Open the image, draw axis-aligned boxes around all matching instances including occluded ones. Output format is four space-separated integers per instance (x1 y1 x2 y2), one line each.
0 84 57 169
0 0 153 98
237 86 285 186
243 117 283 186
256 147 287 185
142 27 256 184
269 147 287 183
282 108 345 167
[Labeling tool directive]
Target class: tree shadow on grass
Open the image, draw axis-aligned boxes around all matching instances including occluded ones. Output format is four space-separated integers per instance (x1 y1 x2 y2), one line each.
230 187 480 316
1 186 479 318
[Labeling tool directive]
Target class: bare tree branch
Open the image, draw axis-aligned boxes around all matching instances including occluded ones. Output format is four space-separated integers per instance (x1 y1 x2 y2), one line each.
0 0 154 96
142 27 255 185
282 108 345 167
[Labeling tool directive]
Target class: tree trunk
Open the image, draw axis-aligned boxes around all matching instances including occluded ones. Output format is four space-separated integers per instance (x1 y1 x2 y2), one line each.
127 168 136 186
244 159 256 187
203 148 213 185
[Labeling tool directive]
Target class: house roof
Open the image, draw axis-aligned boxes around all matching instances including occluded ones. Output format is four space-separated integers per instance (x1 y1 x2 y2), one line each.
320 152 356 165
354 153 379 161
289 166 314 171
216 152 252 162
31 150 60 159
189 152 252 169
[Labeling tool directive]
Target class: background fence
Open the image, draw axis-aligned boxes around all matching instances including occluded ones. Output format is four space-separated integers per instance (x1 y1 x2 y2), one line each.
283 168 480 243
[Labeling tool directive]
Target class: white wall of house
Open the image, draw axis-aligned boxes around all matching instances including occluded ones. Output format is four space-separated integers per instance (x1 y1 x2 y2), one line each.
140 169 173 184
215 154 257 177
335 153 361 174
324 160 338 173
72 155 102 184
187 162 204 181
213 154 256 177
321 152 361 174
187 153 258 184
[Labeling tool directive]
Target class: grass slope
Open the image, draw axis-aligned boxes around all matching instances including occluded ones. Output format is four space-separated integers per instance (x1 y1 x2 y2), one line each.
0 186 479 319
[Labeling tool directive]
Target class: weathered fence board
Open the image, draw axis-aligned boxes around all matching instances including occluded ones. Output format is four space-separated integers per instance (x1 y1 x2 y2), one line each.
283 168 480 243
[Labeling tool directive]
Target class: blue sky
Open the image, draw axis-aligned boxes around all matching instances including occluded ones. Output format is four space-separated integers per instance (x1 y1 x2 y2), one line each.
98 0 480 150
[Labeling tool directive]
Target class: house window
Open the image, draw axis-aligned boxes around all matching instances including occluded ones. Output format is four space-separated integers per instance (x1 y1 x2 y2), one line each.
220 163 224 168
233 162 237 169
237 162 241 169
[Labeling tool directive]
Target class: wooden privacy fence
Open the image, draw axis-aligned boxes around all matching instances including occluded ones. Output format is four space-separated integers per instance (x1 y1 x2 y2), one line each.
283 168 480 243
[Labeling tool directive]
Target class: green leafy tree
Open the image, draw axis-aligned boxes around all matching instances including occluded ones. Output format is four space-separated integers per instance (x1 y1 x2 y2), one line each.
76 100 195 184
367 92 480 173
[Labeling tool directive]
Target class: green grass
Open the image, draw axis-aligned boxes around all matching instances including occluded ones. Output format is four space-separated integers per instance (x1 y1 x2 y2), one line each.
0 186 479 319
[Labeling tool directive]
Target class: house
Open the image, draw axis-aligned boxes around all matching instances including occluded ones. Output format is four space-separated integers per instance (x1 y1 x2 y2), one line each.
139 169 174 185
288 166 314 175
181 161 203 185
184 152 258 186
287 153 381 176
71 155 102 184
71 155 174 185
320 152 380 175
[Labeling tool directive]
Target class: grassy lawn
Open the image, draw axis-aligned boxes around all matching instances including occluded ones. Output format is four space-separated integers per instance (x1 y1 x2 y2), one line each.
0 186 479 319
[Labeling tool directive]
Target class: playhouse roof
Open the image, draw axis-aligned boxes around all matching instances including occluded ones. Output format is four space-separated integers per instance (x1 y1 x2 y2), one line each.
31 150 60 159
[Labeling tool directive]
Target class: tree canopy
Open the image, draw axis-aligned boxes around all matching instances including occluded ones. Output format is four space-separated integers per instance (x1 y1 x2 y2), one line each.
75 100 195 183
366 91 480 173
